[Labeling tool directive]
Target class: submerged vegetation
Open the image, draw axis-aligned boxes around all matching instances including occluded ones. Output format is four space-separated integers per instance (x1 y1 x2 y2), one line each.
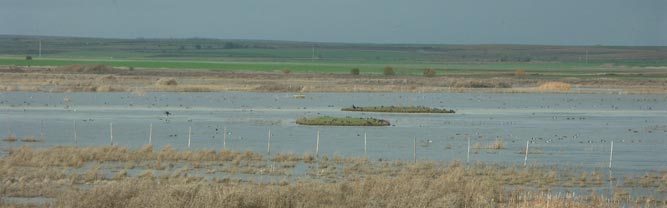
342 105 455 113
296 116 391 126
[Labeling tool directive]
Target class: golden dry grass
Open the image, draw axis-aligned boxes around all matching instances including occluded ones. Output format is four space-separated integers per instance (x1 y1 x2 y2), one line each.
1 146 665 207
538 82 572 91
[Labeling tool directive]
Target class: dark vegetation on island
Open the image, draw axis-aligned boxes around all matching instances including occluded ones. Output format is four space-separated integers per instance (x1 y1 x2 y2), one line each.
342 105 455 113
296 116 391 126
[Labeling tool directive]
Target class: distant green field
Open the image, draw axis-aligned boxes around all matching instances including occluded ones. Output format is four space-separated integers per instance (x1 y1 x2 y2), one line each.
0 56 628 74
1 35 665 77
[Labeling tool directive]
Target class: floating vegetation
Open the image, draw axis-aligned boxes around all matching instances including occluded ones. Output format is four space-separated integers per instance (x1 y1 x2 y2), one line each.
342 105 455 113
296 116 390 126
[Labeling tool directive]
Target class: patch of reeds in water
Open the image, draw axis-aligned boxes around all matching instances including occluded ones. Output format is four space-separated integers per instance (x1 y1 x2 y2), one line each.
2 146 667 207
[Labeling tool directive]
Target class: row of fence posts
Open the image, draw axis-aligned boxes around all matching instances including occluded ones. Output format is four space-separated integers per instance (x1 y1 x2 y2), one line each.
66 121 617 169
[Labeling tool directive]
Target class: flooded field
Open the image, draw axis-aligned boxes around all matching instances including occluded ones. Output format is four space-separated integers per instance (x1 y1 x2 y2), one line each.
1 91 666 175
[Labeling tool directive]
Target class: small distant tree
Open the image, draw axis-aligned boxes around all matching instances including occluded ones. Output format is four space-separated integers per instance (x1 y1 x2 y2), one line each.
281 68 292 74
195 44 202 50
423 68 437 77
350 68 360 75
25 55 32 60
383 66 395 76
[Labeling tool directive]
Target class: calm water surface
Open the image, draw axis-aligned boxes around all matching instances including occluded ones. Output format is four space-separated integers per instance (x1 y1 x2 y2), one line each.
1 91 666 176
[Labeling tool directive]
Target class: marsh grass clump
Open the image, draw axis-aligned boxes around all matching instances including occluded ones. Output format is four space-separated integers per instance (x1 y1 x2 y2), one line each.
296 116 390 126
155 78 178 86
272 152 301 162
342 105 455 113
3 135 17 142
514 69 527 76
538 82 571 91
487 139 505 149
473 139 505 150
20 136 42 143
96 75 118 83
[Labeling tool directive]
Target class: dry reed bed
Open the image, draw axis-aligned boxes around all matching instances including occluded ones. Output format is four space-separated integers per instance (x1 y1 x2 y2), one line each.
5 145 265 168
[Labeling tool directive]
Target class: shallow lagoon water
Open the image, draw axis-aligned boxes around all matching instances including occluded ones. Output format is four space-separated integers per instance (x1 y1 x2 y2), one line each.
1 91 666 176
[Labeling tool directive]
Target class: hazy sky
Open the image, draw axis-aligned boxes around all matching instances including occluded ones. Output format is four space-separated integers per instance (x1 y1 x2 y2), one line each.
2 0 665 45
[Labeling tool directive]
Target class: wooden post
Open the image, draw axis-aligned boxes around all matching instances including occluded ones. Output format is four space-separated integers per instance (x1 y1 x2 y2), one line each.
467 136 470 165
40 120 44 141
609 141 614 169
524 140 529 167
148 123 153 145
73 120 78 146
188 126 192 148
364 131 367 156
316 129 320 157
109 123 113 146
413 137 417 163
267 128 271 155
223 127 227 149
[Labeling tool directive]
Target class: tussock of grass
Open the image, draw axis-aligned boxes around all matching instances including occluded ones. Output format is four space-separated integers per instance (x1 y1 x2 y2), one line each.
155 78 178 86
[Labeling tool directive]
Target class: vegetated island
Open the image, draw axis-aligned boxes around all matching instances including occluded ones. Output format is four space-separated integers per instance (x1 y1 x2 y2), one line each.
342 105 455 113
296 116 390 126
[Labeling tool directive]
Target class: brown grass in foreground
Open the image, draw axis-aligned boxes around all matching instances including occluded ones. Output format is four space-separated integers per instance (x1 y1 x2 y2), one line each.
0 146 665 207
52 174 623 208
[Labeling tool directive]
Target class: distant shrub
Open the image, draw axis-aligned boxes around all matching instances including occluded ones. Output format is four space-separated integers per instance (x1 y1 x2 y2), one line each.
350 68 360 75
383 66 395 76
514 69 526 76
281 68 292 74
423 68 437 77
25 56 32 60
